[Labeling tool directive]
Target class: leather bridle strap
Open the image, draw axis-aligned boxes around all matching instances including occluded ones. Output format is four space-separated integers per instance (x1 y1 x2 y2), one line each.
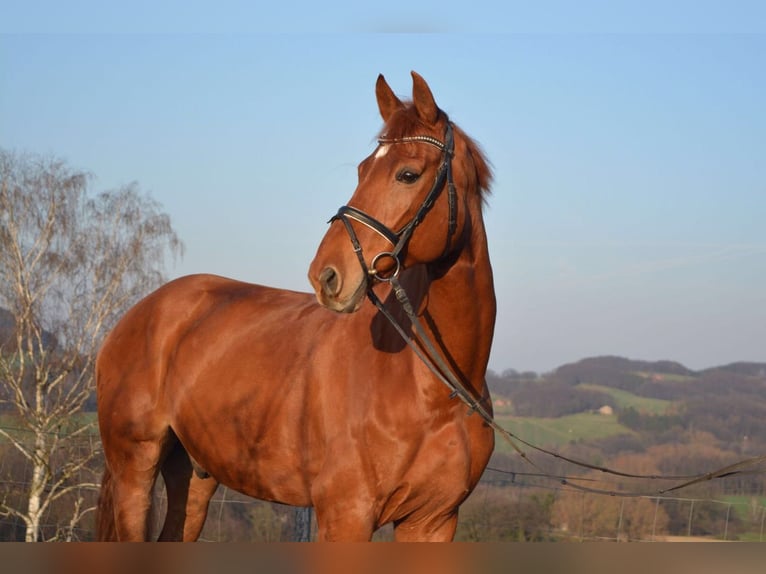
330 122 457 281
371 277 766 497
379 123 458 262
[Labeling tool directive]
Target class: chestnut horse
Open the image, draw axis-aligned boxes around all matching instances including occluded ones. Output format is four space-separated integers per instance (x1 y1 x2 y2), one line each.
95 72 495 541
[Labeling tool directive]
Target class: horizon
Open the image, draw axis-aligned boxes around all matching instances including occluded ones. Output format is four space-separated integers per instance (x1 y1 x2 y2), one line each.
488 354 766 377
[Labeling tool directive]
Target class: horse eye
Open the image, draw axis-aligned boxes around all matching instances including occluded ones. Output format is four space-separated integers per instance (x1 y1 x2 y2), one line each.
396 169 421 184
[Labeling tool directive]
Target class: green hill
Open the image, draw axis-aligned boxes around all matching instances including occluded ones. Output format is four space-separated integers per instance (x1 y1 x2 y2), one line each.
576 383 673 414
493 412 633 455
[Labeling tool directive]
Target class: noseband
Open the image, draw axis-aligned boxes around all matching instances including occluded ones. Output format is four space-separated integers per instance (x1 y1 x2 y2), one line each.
330 121 457 282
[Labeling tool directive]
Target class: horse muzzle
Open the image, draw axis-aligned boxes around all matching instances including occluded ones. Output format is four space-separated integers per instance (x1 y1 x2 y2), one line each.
311 264 369 313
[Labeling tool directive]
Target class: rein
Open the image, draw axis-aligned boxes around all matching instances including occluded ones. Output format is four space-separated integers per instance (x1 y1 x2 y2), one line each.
371 277 766 498
331 123 766 498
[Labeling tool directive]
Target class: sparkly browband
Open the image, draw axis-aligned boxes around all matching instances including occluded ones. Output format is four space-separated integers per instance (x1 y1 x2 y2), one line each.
377 134 447 152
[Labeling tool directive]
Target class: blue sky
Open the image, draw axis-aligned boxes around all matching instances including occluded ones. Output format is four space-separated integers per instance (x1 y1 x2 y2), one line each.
2 4 765 373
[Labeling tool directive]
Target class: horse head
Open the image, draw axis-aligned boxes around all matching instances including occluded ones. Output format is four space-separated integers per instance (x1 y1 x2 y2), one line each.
309 71 491 312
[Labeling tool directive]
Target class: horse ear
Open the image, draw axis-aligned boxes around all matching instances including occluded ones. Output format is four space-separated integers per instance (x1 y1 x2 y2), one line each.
376 74 404 122
411 71 439 125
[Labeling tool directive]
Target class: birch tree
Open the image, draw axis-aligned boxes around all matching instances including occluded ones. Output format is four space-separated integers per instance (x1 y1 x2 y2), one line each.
0 149 182 541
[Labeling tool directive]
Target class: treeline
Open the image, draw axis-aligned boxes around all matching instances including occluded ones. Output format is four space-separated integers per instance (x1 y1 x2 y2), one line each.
506 381 612 418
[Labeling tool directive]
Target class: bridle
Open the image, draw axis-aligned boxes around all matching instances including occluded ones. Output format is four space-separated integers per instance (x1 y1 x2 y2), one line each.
325 119 766 499
330 121 457 283
327 118 488 416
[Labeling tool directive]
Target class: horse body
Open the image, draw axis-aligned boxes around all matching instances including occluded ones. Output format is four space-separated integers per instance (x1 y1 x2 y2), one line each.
96 72 496 541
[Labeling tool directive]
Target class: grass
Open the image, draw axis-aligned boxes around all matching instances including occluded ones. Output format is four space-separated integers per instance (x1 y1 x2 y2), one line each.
578 383 674 414
490 384 670 457
492 412 633 455
0 412 29 441
720 495 766 521
717 495 766 541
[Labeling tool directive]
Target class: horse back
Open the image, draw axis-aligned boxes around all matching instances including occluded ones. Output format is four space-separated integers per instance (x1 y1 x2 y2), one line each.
96 277 306 443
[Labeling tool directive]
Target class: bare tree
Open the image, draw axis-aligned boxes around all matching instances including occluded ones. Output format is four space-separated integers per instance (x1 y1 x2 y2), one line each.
0 149 182 541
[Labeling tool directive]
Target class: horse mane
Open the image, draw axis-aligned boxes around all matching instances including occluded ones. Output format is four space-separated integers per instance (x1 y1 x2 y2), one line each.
379 102 493 203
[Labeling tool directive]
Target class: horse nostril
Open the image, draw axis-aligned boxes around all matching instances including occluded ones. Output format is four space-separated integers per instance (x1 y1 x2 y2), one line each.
319 267 341 297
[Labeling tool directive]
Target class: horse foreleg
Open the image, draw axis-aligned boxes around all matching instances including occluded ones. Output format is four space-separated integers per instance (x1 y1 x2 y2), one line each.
158 443 219 541
313 507 376 542
393 511 459 542
312 487 376 541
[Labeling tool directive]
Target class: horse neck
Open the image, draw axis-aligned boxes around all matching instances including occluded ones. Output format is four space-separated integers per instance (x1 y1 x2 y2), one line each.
421 201 496 397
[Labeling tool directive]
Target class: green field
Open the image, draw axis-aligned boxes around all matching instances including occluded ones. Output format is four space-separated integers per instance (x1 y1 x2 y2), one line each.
721 495 766 520
577 383 674 414
718 495 766 541
489 383 672 456
493 412 633 455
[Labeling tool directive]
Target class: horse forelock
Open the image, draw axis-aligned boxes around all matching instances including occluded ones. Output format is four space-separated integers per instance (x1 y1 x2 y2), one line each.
378 101 430 140
379 103 493 202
